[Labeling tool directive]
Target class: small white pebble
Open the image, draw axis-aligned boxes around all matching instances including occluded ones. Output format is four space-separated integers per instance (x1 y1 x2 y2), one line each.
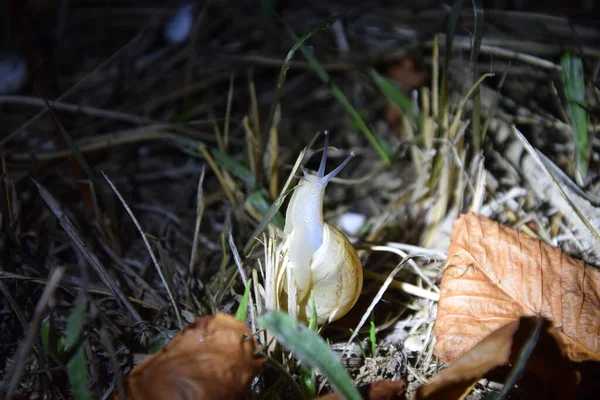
0 52 27 94
338 212 365 236
404 334 424 353
164 3 195 45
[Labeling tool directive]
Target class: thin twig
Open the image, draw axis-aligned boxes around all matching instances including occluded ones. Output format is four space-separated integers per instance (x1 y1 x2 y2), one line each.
36 181 142 322
103 172 183 329
189 165 206 275
0 96 158 125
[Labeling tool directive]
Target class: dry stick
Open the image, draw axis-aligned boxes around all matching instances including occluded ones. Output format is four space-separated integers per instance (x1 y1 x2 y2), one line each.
345 256 415 349
102 172 183 329
5 266 66 400
512 126 600 243
426 36 561 71
35 182 142 322
223 73 235 151
189 165 206 275
362 270 440 302
10 128 176 162
99 328 126 400
0 96 157 125
227 217 257 333
197 145 238 206
372 246 440 293
1 25 150 147
268 105 281 200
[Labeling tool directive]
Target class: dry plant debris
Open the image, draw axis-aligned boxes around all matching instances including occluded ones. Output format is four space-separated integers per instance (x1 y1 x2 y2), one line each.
118 313 265 400
419 317 579 400
435 213 600 364
317 380 407 400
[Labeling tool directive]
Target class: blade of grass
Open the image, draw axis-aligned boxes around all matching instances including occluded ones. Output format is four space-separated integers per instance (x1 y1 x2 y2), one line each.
369 68 421 127
243 147 306 256
441 0 465 116
189 166 206 275
300 292 317 398
561 52 589 179
286 24 391 164
469 0 484 74
235 278 252 322
496 318 545 400
35 182 142 322
65 296 92 400
369 317 376 358
224 73 235 151
259 311 362 400
481 69 508 143
264 18 332 139
511 126 600 242
42 98 97 186
102 173 182 328
243 115 263 189
211 147 256 187
247 191 285 229
268 104 281 200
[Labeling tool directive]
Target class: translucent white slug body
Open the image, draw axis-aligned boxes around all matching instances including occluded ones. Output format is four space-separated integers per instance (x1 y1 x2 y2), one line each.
282 134 363 324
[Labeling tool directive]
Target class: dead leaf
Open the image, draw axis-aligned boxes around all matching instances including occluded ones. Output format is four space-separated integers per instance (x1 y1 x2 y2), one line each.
384 58 428 137
416 317 580 400
119 313 266 400
386 58 428 89
435 213 600 363
317 380 406 400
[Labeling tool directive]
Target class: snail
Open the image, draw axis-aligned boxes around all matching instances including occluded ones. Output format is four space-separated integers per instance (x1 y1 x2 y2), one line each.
281 132 363 324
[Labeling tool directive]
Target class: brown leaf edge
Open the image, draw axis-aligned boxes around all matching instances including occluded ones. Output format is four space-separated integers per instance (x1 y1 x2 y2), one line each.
435 213 600 363
116 313 266 400
416 317 580 400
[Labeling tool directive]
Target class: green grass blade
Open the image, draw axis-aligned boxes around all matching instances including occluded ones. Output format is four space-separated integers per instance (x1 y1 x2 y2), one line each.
65 296 92 400
369 68 420 126
299 365 316 399
369 319 376 358
259 311 362 400
287 25 391 164
235 278 253 322
441 0 466 112
264 24 323 139
211 147 256 187
41 316 51 352
308 292 317 331
470 0 484 73
248 191 285 229
561 53 589 179
43 99 97 187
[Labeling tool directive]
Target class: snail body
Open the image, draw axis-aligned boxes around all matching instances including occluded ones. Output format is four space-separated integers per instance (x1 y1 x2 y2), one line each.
282 133 363 324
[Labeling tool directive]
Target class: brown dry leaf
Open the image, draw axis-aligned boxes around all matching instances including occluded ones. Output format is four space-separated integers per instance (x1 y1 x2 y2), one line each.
416 317 580 400
317 380 406 400
435 213 600 363
119 313 266 400
386 58 428 88
384 57 428 136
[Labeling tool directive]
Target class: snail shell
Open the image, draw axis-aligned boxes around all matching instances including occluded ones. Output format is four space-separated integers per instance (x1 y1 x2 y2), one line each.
281 133 363 324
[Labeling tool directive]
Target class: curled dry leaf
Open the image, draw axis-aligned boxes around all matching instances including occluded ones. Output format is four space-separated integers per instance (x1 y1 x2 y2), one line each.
435 213 600 363
119 313 266 400
317 380 407 400
416 317 579 400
